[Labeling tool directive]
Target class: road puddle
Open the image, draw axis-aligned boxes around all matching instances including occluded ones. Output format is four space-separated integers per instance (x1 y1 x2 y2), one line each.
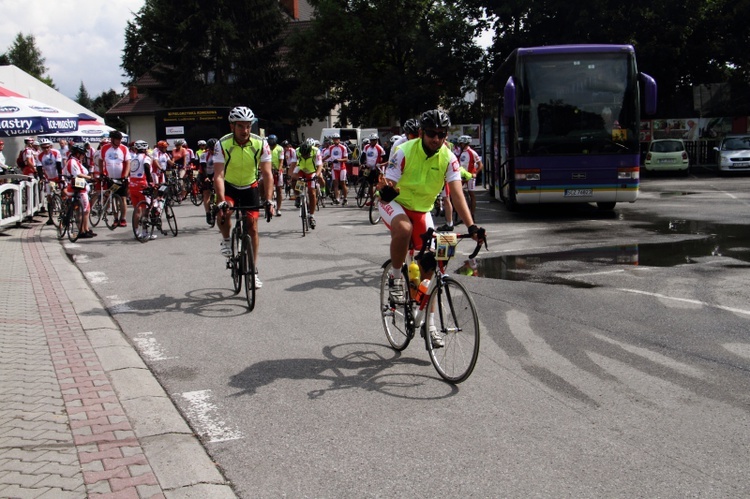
462 218 750 284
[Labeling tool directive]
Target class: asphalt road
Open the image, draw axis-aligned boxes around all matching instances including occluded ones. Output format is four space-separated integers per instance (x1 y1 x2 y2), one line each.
61 175 750 497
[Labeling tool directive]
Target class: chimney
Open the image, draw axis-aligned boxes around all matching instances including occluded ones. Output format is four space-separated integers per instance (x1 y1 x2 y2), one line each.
128 85 138 103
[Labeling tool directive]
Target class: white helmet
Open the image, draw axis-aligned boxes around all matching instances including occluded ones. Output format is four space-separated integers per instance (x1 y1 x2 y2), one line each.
39 138 53 146
457 135 471 145
368 133 378 141
134 140 149 151
228 106 257 123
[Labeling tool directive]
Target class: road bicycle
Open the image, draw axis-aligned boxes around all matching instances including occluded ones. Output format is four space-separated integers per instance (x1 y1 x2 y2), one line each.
56 177 88 243
294 176 317 236
220 204 265 311
164 170 183 205
89 175 124 229
379 227 487 383
131 184 177 242
186 168 202 206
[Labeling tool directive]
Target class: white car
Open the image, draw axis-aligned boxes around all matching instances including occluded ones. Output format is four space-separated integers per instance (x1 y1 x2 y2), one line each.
715 135 750 174
644 139 689 175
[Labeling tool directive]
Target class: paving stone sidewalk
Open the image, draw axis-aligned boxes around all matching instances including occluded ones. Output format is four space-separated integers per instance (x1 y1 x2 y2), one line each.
0 220 236 499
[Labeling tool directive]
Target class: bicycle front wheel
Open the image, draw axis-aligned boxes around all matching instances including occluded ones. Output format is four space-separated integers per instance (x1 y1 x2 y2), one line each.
379 262 412 351
369 198 381 225
300 197 307 237
165 203 178 236
104 194 122 230
231 229 241 294
133 201 151 242
242 234 256 311
425 276 480 383
89 194 103 226
48 194 63 228
68 201 83 243
56 203 68 239
356 179 369 208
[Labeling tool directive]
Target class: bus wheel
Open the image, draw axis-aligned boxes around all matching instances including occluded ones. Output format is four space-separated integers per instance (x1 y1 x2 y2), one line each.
596 202 616 210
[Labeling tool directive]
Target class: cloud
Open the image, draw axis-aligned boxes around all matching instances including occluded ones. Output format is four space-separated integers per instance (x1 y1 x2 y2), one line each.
0 0 144 99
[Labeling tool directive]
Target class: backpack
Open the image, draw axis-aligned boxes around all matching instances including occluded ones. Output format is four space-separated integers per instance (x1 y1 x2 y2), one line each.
16 149 25 168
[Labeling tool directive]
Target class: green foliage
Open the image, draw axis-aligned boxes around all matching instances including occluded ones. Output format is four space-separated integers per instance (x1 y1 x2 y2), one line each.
76 82 93 110
2 32 56 89
92 89 127 132
121 0 291 119
286 0 485 126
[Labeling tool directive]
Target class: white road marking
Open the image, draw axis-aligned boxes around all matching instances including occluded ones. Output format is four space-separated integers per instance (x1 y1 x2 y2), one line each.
105 294 134 313
178 390 243 443
85 271 108 283
618 288 750 317
133 332 177 361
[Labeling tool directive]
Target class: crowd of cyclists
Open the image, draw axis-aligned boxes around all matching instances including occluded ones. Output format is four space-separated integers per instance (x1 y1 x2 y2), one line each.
3 106 486 297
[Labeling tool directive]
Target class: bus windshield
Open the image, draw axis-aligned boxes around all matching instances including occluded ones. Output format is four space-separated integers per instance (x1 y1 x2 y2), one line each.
517 52 638 156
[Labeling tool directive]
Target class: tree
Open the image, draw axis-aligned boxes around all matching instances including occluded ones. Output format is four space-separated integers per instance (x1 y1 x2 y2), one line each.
121 0 293 120
76 82 93 111
286 0 485 126
92 90 127 132
2 32 56 89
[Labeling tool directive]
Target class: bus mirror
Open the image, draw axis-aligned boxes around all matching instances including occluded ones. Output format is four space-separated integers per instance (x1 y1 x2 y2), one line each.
640 72 657 115
503 77 516 118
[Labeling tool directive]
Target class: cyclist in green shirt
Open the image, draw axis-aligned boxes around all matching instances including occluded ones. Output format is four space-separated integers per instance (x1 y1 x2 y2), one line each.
213 106 274 288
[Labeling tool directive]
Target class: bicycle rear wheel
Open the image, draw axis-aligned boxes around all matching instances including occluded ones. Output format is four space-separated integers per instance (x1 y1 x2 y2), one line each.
242 234 256 311
379 261 413 351
425 276 480 383
230 229 241 294
165 203 178 236
68 201 83 243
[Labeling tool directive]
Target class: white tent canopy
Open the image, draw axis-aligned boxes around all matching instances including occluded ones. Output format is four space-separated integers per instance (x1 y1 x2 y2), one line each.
39 119 126 144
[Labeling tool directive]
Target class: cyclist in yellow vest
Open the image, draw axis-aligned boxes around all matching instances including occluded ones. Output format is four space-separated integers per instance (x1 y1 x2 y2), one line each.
290 138 323 229
378 109 484 346
213 106 274 288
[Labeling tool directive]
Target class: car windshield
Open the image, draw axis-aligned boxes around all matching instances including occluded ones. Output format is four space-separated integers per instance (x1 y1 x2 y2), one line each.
651 140 684 153
722 137 750 151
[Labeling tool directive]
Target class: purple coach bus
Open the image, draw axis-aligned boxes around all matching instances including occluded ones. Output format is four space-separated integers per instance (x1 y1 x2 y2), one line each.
495 44 657 210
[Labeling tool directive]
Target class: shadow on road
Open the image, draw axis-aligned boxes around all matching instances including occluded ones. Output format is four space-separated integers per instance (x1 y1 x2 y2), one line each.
228 342 459 400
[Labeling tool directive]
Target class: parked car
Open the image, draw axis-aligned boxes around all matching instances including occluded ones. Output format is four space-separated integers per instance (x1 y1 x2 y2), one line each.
644 139 690 175
715 135 750 174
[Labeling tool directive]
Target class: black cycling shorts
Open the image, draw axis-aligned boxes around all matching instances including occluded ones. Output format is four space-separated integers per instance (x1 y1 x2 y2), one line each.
224 182 260 213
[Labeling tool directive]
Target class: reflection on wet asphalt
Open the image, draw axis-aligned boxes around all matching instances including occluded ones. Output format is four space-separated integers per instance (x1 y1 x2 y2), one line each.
467 217 750 284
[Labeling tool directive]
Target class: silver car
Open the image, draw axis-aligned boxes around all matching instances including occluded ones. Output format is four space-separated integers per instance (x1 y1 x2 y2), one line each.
715 135 750 173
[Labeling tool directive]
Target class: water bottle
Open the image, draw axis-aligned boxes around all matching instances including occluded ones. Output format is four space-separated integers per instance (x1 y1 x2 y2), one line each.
417 279 431 308
407 260 420 299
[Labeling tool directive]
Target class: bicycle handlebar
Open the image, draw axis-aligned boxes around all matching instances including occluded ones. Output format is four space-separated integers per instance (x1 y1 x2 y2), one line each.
416 227 488 262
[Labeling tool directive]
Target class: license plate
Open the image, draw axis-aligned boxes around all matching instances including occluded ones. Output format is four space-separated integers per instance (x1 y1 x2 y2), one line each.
731 162 750 168
658 158 675 163
564 189 592 197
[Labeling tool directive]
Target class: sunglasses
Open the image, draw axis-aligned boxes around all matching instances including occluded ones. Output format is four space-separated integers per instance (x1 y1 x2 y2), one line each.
424 129 447 139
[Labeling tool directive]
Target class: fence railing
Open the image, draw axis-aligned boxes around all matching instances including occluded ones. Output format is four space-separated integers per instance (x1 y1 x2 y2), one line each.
0 175 44 229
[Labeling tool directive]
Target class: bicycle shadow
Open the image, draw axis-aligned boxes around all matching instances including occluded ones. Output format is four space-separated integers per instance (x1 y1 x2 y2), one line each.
86 287 253 318
228 342 459 400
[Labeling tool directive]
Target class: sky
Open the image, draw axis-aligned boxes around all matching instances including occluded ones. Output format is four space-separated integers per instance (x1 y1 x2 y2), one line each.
0 0 145 100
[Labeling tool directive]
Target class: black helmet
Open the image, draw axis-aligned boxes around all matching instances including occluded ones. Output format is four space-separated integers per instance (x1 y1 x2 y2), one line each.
420 109 451 129
299 143 312 157
71 142 86 155
403 118 420 136
206 138 218 151
281 140 289 147
267 134 277 145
